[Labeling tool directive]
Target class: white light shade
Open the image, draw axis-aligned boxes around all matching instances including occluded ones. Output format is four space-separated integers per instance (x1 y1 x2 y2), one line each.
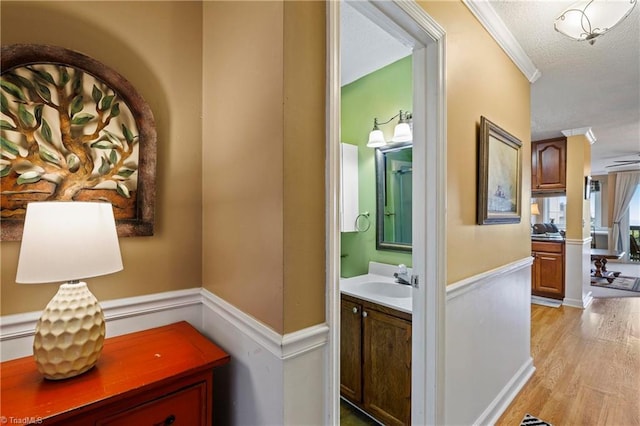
531 203 541 216
392 122 412 143
16 202 123 284
554 0 637 43
367 129 386 148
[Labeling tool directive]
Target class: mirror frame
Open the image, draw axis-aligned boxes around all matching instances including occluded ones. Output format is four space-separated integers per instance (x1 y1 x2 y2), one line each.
375 142 412 252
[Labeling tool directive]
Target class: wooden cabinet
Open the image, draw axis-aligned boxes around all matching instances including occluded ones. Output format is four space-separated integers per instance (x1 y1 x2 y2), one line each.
532 137 566 194
341 294 411 426
532 241 565 299
341 297 363 402
0 322 230 425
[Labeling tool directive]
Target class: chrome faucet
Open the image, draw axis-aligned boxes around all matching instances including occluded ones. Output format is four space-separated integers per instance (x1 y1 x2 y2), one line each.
394 264 411 285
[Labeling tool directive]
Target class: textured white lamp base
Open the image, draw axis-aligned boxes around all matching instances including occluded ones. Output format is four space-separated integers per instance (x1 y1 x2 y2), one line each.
33 282 106 380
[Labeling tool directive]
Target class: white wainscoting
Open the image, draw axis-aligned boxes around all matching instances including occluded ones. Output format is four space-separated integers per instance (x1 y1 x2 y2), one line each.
200 288 328 425
1 266 536 426
564 238 593 309
0 287 329 426
0 288 203 361
445 257 535 426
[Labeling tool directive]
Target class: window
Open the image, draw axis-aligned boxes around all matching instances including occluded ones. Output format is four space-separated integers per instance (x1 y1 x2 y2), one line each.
544 197 566 228
531 196 566 229
590 186 602 228
630 185 640 227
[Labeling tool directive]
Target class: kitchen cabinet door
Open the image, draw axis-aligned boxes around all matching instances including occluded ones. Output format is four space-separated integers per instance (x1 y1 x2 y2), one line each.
532 138 566 193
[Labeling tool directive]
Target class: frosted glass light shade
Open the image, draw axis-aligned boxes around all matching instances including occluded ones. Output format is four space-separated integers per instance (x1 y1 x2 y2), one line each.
16 202 123 284
367 129 386 148
392 122 412 143
554 0 637 44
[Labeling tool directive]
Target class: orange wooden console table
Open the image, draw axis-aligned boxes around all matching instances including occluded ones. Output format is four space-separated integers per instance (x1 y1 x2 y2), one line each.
0 321 229 425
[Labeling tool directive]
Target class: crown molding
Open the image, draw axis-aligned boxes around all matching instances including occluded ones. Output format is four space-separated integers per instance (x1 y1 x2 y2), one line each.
462 0 541 83
561 127 597 144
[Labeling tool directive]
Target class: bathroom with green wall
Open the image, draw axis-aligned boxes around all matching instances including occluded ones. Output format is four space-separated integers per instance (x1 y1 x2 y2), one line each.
340 55 413 277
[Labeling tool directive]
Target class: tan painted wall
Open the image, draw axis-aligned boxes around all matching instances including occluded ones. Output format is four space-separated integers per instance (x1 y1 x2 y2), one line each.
418 1 532 284
1 1 203 315
565 135 591 239
201 1 325 334
2 0 531 333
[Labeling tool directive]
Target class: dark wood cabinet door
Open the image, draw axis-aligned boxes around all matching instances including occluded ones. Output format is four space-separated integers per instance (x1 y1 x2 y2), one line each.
532 138 566 192
340 298 362 403
362 308 411 426
533 252 564 298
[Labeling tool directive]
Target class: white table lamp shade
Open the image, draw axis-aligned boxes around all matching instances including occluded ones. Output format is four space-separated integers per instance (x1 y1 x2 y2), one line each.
15 201 123 380
16 202 123 284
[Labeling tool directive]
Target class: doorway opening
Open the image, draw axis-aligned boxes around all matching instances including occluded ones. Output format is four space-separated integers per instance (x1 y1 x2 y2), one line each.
327 1 447 425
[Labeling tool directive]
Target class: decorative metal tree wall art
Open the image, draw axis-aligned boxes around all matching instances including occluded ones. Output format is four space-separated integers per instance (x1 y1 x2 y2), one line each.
1 44 156 240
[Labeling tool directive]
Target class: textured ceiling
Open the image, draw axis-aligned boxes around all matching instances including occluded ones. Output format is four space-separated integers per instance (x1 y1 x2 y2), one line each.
340 1 411 86
489 1 640 175
342 1 640 175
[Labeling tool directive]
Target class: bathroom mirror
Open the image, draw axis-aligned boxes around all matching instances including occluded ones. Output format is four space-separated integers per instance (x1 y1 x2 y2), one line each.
375 143 412 252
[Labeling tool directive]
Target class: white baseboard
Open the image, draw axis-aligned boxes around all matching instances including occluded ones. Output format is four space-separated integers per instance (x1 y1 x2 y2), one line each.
475 357 536 425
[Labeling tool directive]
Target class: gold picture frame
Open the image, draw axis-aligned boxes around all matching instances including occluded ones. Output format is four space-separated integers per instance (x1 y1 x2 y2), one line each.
477 116 522 225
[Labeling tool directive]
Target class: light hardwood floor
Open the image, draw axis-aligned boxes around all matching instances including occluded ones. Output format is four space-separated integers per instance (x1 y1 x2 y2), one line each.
497 297 640 425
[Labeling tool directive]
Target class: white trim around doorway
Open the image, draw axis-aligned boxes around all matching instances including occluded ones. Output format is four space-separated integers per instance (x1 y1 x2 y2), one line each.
326 1 447 424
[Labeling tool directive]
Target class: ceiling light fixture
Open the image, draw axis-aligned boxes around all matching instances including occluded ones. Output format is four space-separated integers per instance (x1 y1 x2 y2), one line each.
366 110 413 148
554 0 637 45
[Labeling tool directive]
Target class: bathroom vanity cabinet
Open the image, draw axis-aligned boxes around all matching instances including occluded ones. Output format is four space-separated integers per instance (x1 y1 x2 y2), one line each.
341 294 411 426
0 321 229 425
531 240 565 299
531 137 567 194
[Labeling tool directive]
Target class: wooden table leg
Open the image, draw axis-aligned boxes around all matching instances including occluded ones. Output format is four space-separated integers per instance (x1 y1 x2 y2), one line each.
593 257 604 277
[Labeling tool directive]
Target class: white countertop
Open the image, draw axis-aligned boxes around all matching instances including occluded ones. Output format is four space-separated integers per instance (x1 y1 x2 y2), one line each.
340 262 413 314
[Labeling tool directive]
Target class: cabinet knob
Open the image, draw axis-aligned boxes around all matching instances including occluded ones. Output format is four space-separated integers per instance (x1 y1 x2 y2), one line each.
352 306 358 314
362 311 368 318
164 414 176 425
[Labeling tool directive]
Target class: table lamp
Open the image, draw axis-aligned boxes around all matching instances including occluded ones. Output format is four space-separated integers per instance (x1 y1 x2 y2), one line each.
16 201 123 380
531 202 540 216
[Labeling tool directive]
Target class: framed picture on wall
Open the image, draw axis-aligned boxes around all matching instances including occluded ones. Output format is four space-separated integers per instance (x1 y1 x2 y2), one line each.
477 116 522 225
0 44 157 240
585 175 592 200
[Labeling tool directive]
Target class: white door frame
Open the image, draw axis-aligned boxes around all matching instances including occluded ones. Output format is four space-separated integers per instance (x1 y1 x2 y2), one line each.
326 1 447 425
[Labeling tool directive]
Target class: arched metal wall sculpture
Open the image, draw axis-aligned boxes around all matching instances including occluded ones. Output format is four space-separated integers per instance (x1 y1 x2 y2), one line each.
1 44 157 240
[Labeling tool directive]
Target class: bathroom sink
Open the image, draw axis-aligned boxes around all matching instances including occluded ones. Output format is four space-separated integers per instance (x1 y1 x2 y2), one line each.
361 281 412 298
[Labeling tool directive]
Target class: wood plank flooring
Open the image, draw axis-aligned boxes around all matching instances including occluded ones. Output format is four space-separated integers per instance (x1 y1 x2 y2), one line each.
497 297 640 426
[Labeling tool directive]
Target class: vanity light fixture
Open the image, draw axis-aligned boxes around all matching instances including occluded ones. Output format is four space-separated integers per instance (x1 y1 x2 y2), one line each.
366 110 413 148
16 201 123 380
554 0 637 45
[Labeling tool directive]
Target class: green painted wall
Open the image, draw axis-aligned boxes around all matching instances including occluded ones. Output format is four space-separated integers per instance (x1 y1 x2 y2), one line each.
340 56 412 277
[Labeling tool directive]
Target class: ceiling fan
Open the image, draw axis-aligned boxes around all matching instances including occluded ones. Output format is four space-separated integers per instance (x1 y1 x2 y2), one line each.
605 153 640 168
